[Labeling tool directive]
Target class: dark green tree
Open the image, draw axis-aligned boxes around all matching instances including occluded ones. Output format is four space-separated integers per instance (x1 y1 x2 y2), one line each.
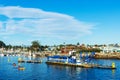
5 44 12 50
31 40 40 52
0 41 6 48
77 42 80 45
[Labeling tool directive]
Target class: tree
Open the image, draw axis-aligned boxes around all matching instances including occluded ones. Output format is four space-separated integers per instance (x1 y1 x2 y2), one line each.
0 41 6 48
5 44 12 50
31 40 40 52
77 42 80 45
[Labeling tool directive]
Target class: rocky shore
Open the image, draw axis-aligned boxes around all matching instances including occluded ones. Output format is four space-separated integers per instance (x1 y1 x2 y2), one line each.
94 52 120 59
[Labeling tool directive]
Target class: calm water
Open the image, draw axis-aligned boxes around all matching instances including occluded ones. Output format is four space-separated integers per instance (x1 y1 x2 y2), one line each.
0 56 120 80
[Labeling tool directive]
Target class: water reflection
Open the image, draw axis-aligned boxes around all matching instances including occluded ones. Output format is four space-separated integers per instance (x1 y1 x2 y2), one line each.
47 65 96 80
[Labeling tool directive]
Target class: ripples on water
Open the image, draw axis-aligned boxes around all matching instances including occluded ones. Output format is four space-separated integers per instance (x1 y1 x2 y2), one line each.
0 56 120 80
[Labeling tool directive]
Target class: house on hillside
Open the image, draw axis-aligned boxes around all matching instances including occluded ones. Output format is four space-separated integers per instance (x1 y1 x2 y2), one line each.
61 45 76 54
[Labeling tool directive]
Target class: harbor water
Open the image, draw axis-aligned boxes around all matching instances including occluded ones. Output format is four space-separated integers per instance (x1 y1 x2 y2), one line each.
0 56 120 80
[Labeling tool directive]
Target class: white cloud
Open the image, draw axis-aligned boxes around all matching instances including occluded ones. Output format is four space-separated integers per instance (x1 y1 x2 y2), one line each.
0 6 95 41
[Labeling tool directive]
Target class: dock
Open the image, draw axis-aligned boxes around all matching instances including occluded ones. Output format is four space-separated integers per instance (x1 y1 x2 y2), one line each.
26 60 42 63
46 61 116 69
46 61 96 68
18 60 42 63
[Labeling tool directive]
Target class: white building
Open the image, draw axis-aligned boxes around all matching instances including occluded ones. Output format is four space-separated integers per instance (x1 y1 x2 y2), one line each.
100 46 120 53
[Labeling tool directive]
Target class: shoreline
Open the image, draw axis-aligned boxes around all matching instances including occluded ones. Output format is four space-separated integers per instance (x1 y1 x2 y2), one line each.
1 51 120 60
94 52 120 59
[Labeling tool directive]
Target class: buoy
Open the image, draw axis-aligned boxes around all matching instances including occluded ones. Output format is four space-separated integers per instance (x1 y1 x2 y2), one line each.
18 67 25 70
18 58 22 61
8 58 10 62
18 66 25 70
112 62 115 68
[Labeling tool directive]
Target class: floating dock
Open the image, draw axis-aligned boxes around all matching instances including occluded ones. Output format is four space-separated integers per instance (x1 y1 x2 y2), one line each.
18 60 42 63
46 61 94 68
97 65 116 69
26 60 42 63
46 61 116 69
18 58 25 63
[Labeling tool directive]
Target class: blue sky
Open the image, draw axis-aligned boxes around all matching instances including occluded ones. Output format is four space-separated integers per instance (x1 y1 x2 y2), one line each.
0 0 120 46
